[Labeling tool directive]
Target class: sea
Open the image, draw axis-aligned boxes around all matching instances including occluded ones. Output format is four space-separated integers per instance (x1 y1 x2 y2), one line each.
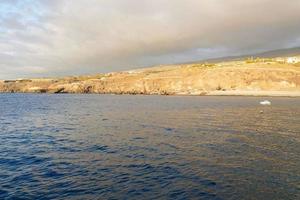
0 94 299 199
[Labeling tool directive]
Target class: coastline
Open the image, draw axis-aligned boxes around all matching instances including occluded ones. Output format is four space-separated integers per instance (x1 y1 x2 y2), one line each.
1 59 300 96
1 90 300 97
207 90 300 97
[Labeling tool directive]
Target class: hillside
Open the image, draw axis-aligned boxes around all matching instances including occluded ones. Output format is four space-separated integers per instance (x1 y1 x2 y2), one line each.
187 46 300 64
1 56 300 96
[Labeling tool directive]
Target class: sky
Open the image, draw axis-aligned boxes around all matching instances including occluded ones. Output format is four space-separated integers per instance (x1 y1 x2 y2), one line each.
1 0 300 79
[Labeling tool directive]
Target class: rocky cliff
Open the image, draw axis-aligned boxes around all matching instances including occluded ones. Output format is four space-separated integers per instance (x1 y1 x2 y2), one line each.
1 58 300 96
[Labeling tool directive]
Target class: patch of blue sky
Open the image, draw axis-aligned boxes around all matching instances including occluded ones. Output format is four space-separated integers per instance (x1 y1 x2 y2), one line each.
0 0 47 25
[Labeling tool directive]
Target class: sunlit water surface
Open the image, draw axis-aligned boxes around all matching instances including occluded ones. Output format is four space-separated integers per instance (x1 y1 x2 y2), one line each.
0 94 299 199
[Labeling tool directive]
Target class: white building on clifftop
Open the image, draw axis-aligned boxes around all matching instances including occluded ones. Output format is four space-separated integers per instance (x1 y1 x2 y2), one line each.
286 57 300 64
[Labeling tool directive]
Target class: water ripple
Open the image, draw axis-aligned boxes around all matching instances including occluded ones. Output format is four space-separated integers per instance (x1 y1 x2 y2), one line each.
0 94 299 199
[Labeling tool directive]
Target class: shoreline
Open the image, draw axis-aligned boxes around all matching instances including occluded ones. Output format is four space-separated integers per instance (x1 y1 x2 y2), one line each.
207 90 300 97
1 90 299 97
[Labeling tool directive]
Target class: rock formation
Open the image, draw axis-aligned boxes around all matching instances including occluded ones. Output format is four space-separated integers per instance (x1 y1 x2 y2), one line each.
1 58 300 96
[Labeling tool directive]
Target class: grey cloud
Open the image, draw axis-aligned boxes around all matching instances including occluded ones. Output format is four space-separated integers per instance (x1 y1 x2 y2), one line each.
1 0 300 79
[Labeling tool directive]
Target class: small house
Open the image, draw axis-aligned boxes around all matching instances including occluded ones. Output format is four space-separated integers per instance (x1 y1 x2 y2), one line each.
286 57 300 64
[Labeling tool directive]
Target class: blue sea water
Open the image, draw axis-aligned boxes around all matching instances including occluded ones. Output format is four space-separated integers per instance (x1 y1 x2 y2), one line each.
0 94 299 199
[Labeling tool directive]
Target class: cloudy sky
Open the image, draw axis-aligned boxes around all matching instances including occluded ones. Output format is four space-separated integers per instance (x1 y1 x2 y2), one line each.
1 0 300 79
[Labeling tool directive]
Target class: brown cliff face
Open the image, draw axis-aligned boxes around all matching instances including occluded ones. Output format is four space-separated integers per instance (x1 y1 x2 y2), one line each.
1 59 300 96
